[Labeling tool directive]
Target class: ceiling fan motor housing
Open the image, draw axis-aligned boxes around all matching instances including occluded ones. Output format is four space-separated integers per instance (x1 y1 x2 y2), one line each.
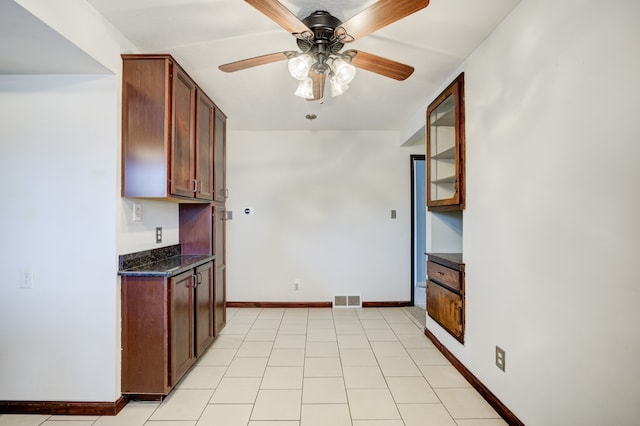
296 10 345 69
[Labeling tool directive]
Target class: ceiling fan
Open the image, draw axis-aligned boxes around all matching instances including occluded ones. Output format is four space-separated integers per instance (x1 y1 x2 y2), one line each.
219 0 429 100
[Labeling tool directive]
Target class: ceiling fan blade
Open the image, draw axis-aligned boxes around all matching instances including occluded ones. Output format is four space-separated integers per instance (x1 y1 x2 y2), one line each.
245 0 312 37
308 71 326 101
219 52 289 73
350 50 415 81
339 0 429 41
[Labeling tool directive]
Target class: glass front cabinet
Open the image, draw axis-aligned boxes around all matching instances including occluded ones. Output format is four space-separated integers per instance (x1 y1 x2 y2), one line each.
427 73 465 211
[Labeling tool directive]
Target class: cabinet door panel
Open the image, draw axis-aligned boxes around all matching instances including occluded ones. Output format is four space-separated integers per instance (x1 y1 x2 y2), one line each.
170 271 194 385
214 205 226 335
213 109 227 201
195 262 214 355
195 92 214 200
121 276 169 394
171 66 196 198
427 280 463 342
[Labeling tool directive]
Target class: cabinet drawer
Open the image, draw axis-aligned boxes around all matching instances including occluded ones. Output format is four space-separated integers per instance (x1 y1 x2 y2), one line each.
427 281 463 341
427 261 461 292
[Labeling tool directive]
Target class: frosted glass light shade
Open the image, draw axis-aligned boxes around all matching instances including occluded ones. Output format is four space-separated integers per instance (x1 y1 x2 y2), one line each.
294 77 314 99
288 54 313 80
331 58 356 85
329 74 348 97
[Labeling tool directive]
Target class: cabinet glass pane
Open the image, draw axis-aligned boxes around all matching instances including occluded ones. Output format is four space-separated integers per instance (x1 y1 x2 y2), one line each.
429 94 456 201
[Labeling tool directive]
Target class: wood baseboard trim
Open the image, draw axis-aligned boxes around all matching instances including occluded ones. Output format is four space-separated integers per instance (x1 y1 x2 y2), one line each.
227 301 413 309
226 301 333 308
423 327 524 426
362 301 412 308
0 396 128 416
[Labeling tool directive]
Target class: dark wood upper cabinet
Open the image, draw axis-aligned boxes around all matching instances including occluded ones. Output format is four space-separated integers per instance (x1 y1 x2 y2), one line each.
121 54 223 202
427 73 465 211
213 108 228 202
196 92 215 201
170 67 197 198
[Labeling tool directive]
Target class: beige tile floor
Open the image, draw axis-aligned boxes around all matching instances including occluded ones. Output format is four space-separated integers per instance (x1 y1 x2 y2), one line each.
0 307 505 426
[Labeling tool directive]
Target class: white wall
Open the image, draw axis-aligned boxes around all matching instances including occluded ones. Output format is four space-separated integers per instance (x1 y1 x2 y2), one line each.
424 0 640 424
0 0 181 403
226 131 423 303
0 75 120 401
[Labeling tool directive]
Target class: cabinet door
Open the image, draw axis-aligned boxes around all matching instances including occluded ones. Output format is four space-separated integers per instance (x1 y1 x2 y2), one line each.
171 66 197 198
121 276 170 395
195 262 214 356
195 92 214 201
170 271 195 385
213 108 227 202
426 73 465 211
427 280 463 342
214 205 226 335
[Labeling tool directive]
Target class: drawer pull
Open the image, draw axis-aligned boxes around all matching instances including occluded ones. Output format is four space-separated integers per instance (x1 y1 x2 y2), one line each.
438 271 445 276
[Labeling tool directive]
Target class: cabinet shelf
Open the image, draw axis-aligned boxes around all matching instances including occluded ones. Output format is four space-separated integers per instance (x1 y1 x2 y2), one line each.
432 175 456 184
431 146 456 160
430 107 455 127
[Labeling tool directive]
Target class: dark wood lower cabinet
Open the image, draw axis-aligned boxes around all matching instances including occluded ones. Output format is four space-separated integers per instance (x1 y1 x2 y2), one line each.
213 204 226 336
426 253 465 343
121 261 214 396
170 271 194 385
195 262 214 355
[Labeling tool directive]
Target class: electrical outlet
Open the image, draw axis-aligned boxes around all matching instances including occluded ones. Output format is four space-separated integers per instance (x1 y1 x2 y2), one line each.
294 278 300 291
156 227 162 243
20 270 34 289
133 203 142 222
495 346 506 372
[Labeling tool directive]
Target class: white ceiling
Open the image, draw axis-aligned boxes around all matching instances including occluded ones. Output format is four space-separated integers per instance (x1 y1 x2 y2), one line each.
1 0 521 131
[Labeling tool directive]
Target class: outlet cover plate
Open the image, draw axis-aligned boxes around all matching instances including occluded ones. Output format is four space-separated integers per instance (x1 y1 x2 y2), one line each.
495 346 506 372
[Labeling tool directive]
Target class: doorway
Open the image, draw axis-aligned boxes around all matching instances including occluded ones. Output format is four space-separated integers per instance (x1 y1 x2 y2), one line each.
410 155 426 309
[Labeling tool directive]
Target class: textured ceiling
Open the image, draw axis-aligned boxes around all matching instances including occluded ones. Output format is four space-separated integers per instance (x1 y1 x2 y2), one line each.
1 0 522 132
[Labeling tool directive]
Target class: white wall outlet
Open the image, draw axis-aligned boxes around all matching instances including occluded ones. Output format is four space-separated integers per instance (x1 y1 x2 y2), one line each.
133 203 142 222
156 227 162 243
294 278 300 291
495 346 506 372
20 270 34 289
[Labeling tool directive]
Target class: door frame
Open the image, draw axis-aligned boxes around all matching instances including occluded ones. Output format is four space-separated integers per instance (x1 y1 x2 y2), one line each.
410 154 426 306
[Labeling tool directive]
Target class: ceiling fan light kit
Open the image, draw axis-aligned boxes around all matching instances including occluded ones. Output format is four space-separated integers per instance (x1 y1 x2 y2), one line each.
288 51 356 98
219 0 429 101
294 76 314 99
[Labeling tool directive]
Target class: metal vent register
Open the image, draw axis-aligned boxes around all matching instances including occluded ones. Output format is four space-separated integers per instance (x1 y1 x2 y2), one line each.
333 295 361 308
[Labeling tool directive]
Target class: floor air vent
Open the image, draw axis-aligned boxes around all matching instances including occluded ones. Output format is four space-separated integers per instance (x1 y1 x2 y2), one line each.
333 295 362 308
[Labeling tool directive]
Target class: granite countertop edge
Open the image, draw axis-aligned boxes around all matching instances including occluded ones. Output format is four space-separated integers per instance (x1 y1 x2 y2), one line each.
118 254 216 277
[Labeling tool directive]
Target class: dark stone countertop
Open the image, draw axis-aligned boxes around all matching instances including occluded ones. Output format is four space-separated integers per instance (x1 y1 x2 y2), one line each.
118 244 215 277
426 253 464 270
